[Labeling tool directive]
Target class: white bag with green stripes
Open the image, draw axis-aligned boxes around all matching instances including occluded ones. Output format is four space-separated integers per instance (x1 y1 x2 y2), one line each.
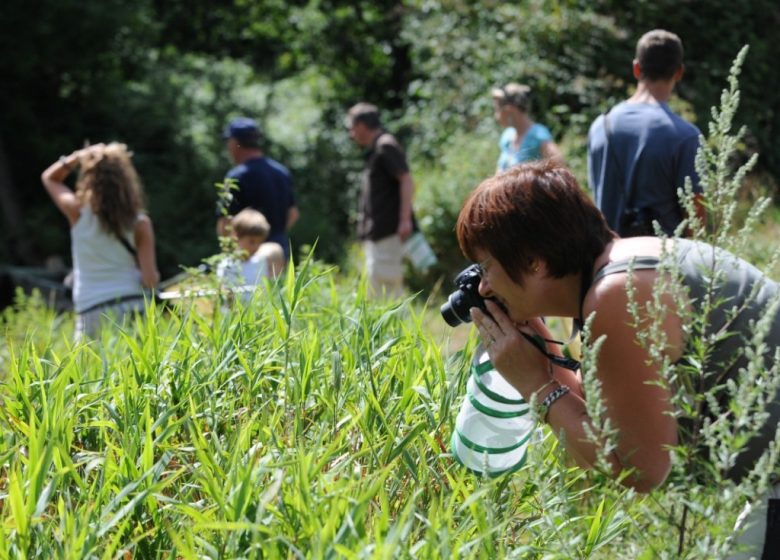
451 346 536 476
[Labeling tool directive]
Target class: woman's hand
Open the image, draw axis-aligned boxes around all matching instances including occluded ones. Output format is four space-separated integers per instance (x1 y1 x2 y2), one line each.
470 300 554 399
72 143 106 162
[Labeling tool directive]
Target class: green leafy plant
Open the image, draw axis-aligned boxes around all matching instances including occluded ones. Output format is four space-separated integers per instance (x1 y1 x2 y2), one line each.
612 46 780 558
1 43 779 560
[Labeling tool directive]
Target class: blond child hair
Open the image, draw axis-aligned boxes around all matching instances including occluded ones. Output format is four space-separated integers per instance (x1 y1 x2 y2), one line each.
230 208 270 240
228 208 285 277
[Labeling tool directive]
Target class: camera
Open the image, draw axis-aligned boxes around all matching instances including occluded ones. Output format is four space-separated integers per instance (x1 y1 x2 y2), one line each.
441 264 504 326
619 207 654 238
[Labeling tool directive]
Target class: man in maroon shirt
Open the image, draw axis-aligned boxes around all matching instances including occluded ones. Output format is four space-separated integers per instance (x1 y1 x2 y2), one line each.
346 103 416 298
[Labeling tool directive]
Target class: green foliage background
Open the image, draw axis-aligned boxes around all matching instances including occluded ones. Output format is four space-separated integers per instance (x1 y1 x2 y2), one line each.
1 5 779 556
1 0 777 284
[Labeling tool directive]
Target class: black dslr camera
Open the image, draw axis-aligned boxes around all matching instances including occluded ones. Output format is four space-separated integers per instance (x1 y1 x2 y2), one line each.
441 264 504 326
440 265 582 372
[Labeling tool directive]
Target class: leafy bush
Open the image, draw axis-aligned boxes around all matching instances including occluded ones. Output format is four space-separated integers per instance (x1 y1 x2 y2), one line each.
405 129 496 296
1 57 778 552
402 1 624 163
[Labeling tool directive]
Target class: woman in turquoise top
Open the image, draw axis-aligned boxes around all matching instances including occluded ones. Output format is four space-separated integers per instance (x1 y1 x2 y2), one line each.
491 83 563 172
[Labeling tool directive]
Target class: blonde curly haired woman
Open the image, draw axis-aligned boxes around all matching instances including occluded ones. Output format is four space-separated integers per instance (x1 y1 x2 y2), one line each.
41 142 159 340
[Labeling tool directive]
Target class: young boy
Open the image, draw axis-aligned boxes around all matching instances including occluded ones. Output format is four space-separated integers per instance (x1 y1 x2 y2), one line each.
217 208 285 297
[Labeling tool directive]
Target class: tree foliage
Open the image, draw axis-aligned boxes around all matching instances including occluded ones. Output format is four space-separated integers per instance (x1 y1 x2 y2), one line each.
596 0 780 179
1 0 778 283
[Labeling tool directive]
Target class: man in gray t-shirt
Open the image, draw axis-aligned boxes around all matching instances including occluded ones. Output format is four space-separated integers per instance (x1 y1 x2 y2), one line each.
587 29 705 237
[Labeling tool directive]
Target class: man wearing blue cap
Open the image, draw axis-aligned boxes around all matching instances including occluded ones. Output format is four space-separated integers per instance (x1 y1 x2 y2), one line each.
217 117 299 262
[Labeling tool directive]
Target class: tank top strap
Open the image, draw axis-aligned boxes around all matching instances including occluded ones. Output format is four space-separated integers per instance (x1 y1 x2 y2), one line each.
575 256 661 334
592 256 661 284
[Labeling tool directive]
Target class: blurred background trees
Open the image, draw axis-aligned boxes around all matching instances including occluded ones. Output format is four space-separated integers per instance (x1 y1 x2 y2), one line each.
1 0 777 284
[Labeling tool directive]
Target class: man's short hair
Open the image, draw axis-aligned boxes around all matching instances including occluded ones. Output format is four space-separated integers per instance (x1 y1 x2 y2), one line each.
491 83 532 112
346 103 382 130
635 29 684 81
231 208 270 240
223 117 262 148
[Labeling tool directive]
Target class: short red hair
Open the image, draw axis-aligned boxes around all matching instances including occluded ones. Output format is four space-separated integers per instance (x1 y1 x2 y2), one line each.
456 160 615 282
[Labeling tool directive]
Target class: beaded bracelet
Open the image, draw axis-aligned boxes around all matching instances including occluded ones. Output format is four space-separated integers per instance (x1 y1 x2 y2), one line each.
541 384 570 423
529 378 558 403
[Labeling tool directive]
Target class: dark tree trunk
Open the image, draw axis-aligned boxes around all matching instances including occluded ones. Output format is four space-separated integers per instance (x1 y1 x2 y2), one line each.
0 133 36 264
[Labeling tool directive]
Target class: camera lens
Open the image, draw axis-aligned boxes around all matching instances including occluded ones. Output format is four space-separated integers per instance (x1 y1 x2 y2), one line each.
441 264 490 327
440 291 473 326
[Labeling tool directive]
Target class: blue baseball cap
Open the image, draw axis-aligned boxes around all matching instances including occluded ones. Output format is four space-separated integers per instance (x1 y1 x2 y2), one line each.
222 117 261 145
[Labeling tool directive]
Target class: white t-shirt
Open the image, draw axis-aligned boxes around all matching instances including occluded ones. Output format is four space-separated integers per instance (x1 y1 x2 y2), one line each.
216 252 270 302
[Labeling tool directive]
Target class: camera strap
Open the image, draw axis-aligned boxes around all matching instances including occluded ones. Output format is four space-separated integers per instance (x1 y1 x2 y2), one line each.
520 331 581 372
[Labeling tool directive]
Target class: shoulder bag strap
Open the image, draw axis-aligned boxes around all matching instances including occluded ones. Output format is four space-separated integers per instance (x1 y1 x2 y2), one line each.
603 110 637 208
115 230 139 266
117 235 136 258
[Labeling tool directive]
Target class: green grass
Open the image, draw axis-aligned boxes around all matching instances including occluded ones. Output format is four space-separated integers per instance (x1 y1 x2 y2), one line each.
0 250 768 559
3 45 775 559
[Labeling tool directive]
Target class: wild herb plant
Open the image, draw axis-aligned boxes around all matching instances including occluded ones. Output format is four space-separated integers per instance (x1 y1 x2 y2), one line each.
608 45 780 558
214 178 240 257
1 47 778 560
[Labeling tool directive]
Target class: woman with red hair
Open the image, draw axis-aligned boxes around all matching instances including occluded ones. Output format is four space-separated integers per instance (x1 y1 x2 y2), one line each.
456 160 778 556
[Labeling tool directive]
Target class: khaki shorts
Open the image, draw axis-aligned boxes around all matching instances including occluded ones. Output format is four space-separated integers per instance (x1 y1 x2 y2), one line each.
75 296 146 341
363 235 404 299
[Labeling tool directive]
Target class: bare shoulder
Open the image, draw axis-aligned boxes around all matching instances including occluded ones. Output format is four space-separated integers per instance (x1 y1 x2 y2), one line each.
134 213 156 239
585 270 648 330
585 237 666 314
258 241 286 277
583 253 685 363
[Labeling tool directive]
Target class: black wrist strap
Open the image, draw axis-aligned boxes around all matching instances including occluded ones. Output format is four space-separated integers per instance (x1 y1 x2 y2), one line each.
520 331 581 372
